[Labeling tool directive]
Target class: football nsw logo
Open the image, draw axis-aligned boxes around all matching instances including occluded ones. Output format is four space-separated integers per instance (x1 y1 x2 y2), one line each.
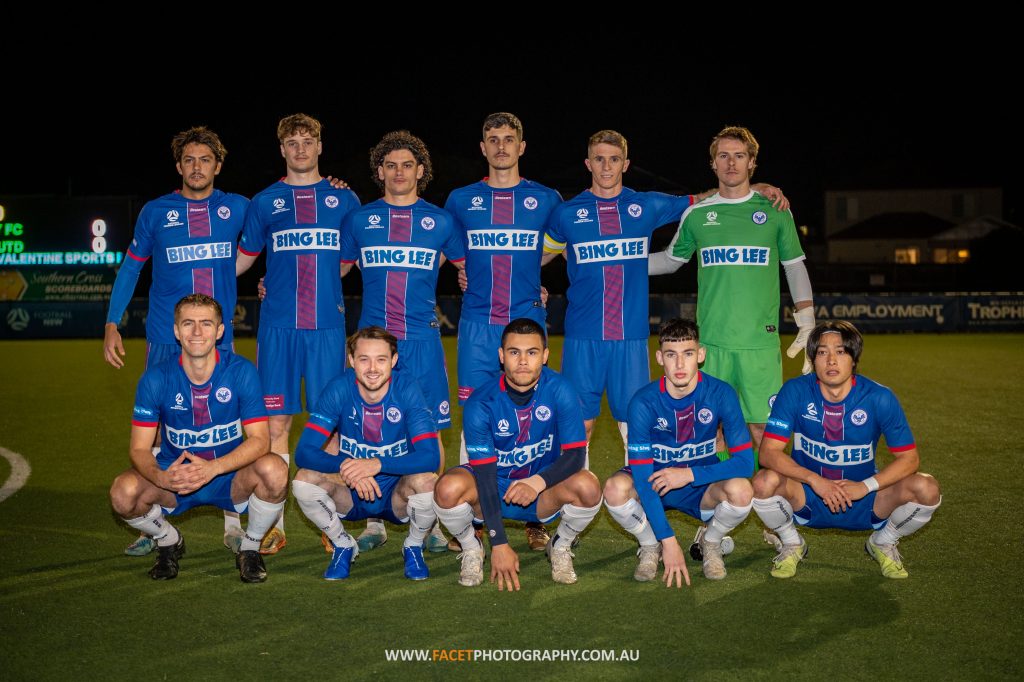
496 419 512 437
6 308 29 331
273 198 286 209
470 196 486 211
575 208 593 223
171 393 188 411
704 211 720 226
164 210 184 227
368 214 383 228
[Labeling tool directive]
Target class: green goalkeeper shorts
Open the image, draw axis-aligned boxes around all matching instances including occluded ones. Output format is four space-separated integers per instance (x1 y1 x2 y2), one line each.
701 343 782 424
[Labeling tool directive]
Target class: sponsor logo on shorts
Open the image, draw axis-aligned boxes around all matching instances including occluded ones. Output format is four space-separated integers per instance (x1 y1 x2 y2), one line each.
698 408 714 424
386 407 402 423
851 409 868 426
325 195 339 208
215 387 232 403
627 203 642 218
752 211 768 225
217 206 231 220
264 394 284 411
535 405 551 421
524 197 538 210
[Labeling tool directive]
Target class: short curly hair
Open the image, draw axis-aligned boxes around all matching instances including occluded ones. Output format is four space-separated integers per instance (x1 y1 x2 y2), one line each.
369 130 433 194
171 126 227 164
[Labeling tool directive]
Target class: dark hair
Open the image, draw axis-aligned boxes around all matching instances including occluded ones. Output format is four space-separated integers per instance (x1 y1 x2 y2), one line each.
347 326 398 357
369 130 433 193
174 293 222 323
171 126 227 163
658 318 699 345
807 320 863 370
482 112 523 140
501 318 547 348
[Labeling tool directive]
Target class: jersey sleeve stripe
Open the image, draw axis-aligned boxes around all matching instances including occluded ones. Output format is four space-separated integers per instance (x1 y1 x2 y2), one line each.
469 456 497 466
780 255 807 266
242 416 269 425
341 258 358 264
238 246 261 257
126 248 148 262
628 458 654 466
728 443 753 453
131 419 158 428
889 443 916 453
561 440 588 450
305 422 332 437
764 432 790 443
411 432 439 444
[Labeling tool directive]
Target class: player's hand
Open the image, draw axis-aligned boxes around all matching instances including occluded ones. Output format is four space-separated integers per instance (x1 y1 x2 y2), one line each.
503 476 545 507
352 477 382 501
540 286 549 307
325 175 349 189
257 277 267 301
340 457 382 485
175 451 218 494
751 183 790 211
809 474 853 513
489 544 521 592
103 323 126 368
457 268 468 292
661 537 691 588
161 452 190 491
648 467 694 496
836 479 870 502
787 307 815 374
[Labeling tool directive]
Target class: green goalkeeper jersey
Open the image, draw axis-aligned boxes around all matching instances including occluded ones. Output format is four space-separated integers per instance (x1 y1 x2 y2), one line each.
667 191 805 350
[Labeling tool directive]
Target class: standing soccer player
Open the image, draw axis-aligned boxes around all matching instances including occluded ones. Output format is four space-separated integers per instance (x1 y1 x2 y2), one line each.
291 327 441 580
605 319 754 586
751 321 942 578
103 126 249 556
650 126 815 452
108 294 288 582
236 113 361 554
444 112 562 551
433 318 602 589
340 130 464 551
544 130 787 459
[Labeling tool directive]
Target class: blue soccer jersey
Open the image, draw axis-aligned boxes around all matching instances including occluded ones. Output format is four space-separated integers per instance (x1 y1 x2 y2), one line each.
626 373 754 540
108 190 249 345
444 179 561 326
340 199 465 340
294 368 440 476
463 367 587 479
131 350 268 468
544 188 692 340
239 180 360 330
764 374 916 482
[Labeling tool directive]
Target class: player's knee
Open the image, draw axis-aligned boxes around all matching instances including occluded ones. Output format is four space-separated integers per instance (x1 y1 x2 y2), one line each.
751 469 781 498
603 473 634 506
109 471 143 516
724 477 754 506
911 473 941 505
433 471 467 509
571 470 602 507
256 454 289 497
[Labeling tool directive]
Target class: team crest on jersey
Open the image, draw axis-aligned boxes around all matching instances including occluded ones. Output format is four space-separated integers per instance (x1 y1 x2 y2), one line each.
523 197 538 210
698 408 714 424
386 407 402 423
574 208 593 223
627 203 642 218
171 393 188 411
752 211 768 225
655 417 670 431
535 405 551 422
496 419 512 437
215 387 232 403
704 211 720 226
164 210 183 227
368 214 383 228
420 217 435 231
217 206 231 220
851 409 868 426
769 394 777 409
470 196 485 210
439 400 450 416
325 195 339 209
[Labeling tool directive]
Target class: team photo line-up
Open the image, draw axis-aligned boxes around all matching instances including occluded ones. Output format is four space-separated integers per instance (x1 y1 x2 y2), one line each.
103 112 941 588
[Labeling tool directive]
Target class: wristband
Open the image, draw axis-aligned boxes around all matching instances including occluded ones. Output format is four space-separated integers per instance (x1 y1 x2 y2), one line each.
863 476 879 492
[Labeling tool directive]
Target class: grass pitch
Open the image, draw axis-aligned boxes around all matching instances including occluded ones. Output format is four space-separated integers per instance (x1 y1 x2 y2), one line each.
0 334 1021 680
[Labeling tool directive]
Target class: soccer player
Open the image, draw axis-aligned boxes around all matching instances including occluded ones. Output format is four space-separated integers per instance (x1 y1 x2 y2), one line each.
291 327 441 580
544 130 787 460
236 113 361 554
605 319 754 585
433 318 602 589
108 294 288 582
650 126 815 452
444 112 562 552
103 126 249 556
340 131 464 551
751 321 942 579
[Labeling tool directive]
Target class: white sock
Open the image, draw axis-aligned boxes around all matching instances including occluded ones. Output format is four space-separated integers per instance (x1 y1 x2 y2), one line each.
272 452 289 531
241 494 285 552
584 443 590 471
553 501 602 549
435 502 480 552
459 431 469 465
618 421 629 467
223 511 242 532
605 498 657 547
292 480 354 547
871 497 942 546
705 500 752 543
753 496 801 545
404 492 437 547
124 503 179 547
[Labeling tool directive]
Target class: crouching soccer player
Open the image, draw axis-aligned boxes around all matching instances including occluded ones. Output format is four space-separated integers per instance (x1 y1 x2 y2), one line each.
605 319 754 586
109 294 287 583
752 321 942 579
433 318 602 589
291 326 441 581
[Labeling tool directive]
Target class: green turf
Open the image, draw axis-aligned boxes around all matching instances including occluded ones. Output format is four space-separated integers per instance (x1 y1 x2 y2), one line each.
1 335 1021 680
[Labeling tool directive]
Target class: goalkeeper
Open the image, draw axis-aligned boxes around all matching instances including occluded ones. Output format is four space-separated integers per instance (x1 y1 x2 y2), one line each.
649 125 815 457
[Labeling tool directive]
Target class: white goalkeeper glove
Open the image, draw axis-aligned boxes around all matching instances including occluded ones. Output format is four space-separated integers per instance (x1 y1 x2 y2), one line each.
787 307 815 374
